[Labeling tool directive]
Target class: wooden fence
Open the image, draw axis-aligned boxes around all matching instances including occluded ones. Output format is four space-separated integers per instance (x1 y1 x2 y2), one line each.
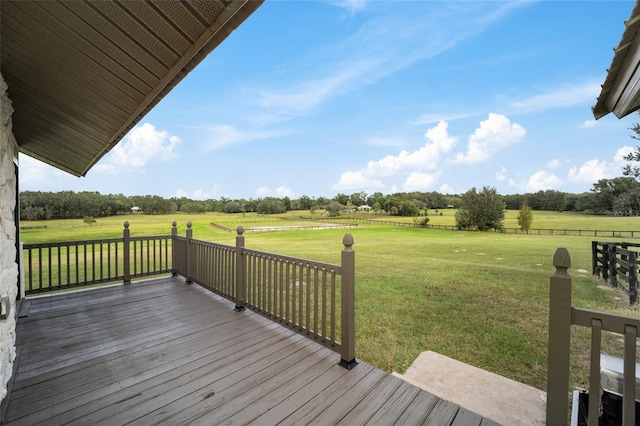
172 223 357 369
592 241 640 304
22 222 171 294
308 216 640 237
21 221 357 368
547 247 639 425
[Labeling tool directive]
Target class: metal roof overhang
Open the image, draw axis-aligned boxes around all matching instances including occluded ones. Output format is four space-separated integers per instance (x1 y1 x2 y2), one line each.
1 0 263 176
593 1 640 120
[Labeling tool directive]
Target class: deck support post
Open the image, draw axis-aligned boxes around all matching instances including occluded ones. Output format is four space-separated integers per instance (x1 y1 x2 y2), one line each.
123 221 131 284
234 226 246 312
171 221 178 276
339 234 357 369
546 247 572 425
185 222 193 284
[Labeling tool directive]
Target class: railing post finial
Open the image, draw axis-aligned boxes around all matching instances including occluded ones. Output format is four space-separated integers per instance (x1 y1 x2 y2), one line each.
552 247 571 275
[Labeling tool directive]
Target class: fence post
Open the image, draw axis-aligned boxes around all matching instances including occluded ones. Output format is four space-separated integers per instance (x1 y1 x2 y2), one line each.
602 243 609 281
592 241 598 277
629 251 637 305
123 221 131 284
339 234 357 370
234 226 246 311
171 221 178 276
609 244 618 288
546 247 572 426
185 221 193 284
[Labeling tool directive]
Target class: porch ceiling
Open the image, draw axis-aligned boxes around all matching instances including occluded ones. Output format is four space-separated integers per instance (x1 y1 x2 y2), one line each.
593 1 640 119
1 0 263 176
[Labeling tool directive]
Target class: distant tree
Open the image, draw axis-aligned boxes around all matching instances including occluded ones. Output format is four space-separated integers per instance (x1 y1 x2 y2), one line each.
385 196 419 217
349 191 367 207
455 186 504 231
612 188 640 216
367 192 387 211
257 198 286 214
297 195 314 210
333 193 349 205
517 202 533 231
590 177 640 214
83 216 96 226
180 201 206 214
326 201 344 216
223 201 243 213
623 115 640 179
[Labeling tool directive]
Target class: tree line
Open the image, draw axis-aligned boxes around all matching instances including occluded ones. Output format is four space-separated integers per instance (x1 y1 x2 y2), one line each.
19 177 640 222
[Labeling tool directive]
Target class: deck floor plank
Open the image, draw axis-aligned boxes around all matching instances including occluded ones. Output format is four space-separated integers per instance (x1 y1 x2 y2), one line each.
4 276 495 425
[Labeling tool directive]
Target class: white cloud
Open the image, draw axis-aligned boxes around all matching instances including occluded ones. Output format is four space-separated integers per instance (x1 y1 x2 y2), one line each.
203 124 290 152
329 0 367 14
568 159 606 183
614 145 634 162
247 2 526 120
403 171 441 191
547 159 562 169
174 186 219 200
581 120 597 129
440 184 456 194
366 121 456 176
510 81 601 113
567 146 634 184
496 167 507 181
452 113 526 164
19 154 69 186
524 171 562 192
332 120 456 191
96 123 181 173
255 186 295 198
332 171 384 190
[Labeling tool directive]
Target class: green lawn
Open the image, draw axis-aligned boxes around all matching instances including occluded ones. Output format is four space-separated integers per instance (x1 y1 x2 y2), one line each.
19 211 640 391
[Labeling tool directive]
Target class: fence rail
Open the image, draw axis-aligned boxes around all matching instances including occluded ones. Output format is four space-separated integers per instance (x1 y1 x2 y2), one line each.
168 223 357 367
22 222 171 294
547 247 639 425
307 216 640 237
592 241 640 304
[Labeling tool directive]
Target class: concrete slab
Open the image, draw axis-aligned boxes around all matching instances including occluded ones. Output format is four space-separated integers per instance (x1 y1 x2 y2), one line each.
392 351 546 426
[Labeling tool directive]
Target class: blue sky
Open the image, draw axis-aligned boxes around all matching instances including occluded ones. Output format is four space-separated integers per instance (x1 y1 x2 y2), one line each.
19 0 640 200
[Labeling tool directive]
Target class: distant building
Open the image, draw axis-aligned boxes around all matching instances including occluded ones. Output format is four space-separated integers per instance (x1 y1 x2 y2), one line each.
131 206 141 213
357 205 372 211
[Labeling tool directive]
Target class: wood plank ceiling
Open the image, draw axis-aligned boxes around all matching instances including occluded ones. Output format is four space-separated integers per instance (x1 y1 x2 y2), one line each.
1 0 263 176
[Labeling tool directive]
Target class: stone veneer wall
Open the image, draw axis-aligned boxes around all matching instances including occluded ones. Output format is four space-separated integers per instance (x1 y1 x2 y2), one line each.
0 72 18 403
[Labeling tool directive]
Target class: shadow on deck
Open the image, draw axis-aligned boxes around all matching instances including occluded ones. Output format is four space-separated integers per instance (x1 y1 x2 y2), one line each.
3 276 497 425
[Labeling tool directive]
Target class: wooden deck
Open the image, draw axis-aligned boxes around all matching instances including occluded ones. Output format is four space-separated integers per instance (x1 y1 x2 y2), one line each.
3 276 497 425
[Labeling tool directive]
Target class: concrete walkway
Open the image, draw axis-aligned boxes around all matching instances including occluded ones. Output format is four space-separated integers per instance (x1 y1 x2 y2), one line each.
392 351 546 426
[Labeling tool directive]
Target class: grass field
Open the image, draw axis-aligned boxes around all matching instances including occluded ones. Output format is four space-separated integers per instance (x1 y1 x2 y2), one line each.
19 211 640 391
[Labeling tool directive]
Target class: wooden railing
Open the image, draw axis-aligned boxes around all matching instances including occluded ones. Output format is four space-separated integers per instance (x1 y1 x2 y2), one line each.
547 247 639 425
22 222 171 294
308 216 640 237
170 222 358 368
592 241 640 304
